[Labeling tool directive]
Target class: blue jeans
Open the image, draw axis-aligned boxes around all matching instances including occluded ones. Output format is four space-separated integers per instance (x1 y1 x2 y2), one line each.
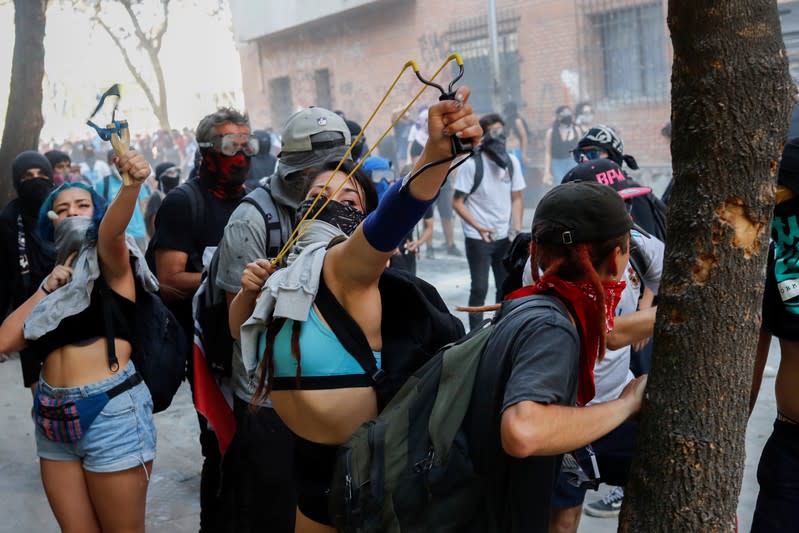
464 237 510 329
34 361 156 473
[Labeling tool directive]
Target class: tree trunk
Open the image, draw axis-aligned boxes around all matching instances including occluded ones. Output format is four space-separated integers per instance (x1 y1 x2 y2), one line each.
0 0 47 206
618 1 794 531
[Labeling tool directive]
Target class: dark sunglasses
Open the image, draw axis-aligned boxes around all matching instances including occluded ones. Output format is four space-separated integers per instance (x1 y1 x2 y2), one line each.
571 148 603 164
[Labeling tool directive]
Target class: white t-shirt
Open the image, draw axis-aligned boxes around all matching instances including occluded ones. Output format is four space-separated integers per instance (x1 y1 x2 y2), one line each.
520 230 664 405
407 109 429 147
591 230 663 404
453 152 525 240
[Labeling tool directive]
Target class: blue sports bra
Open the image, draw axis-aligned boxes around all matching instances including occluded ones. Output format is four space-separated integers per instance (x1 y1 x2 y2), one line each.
258 306 382 390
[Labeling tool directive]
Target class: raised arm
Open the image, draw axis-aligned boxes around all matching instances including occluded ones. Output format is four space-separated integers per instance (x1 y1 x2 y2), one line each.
97 151 151 290
327 87 482 289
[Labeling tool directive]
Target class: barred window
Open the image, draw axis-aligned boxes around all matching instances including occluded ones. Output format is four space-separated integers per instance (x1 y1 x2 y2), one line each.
446 11 521 114
780 2 799 84
314 69 333 110
580 1 668 103
269 76 293 126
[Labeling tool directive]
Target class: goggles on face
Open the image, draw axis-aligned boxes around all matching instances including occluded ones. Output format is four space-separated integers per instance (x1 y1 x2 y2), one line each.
571 148 603 164
198 133 259 157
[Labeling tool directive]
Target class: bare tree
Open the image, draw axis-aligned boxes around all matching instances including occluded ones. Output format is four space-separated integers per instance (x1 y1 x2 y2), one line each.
81 0 172 130
0 0 48 205
618 1 794 531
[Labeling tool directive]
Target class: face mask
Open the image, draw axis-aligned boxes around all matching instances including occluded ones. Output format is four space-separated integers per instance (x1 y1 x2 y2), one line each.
52 215 92 265
577 113 594 125
159 176 179 193
275 167 311 202
559 115 574 126
17 179 54 214
600 280 627 331
199 150 250 198
482 132 511 169
296 197 366 237
571 279 627 332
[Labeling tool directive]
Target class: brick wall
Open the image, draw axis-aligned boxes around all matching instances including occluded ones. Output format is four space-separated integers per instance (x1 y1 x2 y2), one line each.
237 0 673 188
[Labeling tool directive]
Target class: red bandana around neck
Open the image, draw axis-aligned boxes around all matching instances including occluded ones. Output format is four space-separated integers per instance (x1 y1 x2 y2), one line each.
506 276 626 406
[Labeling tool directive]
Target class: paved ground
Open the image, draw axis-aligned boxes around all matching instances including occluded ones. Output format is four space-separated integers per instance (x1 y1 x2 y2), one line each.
0 209 779 532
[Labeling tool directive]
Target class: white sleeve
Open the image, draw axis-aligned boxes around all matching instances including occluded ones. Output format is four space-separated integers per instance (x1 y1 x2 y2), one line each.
522 256 534 286
407 125 417 142
510 154 526 191
635 232 664 295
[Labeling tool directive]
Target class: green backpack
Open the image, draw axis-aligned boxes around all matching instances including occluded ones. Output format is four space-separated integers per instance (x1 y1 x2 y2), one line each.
328 296 551 533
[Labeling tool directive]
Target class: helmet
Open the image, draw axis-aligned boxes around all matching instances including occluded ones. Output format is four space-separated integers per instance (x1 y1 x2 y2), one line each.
576 125 639 170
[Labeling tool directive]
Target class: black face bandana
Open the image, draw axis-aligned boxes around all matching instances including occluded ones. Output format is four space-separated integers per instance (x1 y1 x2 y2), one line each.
296 197 366 236
482 132 511 170
17 179 54 216
159 176 180 193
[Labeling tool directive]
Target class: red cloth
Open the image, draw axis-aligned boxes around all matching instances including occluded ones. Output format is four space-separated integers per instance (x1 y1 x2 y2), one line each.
506 277 625 406
192 338 236 455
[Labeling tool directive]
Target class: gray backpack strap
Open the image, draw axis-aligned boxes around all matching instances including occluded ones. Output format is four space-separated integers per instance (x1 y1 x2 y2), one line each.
241 185 287 258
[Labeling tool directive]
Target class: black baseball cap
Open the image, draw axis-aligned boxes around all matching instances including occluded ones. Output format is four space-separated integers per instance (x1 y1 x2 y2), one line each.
533 181 632 245
562 159 652 200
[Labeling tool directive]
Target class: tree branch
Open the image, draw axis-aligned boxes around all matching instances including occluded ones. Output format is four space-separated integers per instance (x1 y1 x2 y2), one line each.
94 15 160 116
154 0 169 54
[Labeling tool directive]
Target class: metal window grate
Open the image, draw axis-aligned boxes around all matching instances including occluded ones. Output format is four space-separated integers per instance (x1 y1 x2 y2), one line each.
445 9 522 114
269 76 293 126
780 3 799 84
577 0 669 105
314 69 333 110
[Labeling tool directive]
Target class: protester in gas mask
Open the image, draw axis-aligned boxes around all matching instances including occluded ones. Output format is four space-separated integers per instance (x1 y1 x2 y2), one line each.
543 105 580 185
0 151 56 382
574 101 594 133
145 162 181 238
45 150 71 187
453 113 526 329
245 128 278 192
146 107 255 532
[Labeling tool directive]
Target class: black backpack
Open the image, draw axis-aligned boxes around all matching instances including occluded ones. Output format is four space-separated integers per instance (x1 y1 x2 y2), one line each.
328 296 550 532
193 185 288 375
500 231 533 298
100 277 188 413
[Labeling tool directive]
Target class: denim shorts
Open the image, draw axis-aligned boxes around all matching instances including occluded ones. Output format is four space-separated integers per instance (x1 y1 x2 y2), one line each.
34 361 157 473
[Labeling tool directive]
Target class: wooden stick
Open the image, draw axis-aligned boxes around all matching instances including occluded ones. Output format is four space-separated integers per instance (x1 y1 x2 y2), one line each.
108 123 132 186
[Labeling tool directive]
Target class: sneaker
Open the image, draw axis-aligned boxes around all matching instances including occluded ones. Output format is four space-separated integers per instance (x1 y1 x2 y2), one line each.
446 244 462 257
584 486 624 518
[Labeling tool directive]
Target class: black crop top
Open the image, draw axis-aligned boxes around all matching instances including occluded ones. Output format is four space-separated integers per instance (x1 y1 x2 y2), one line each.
28 278 136 363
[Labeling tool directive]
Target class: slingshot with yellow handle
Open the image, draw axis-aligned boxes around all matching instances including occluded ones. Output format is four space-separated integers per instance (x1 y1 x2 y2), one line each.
272 53 471 267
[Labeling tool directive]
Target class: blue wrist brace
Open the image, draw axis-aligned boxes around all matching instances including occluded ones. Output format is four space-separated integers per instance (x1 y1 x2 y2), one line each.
362 180 437 252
